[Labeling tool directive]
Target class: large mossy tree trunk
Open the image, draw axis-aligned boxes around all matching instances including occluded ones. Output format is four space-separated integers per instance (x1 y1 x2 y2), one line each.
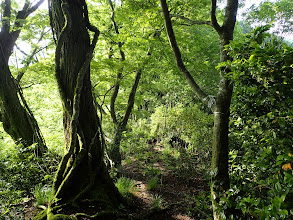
160 0 238 219
47 0 124 217
0 0 46 155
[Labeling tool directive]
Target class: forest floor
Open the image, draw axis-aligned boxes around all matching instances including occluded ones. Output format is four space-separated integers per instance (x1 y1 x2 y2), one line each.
118 142 212 220
2 142 211 220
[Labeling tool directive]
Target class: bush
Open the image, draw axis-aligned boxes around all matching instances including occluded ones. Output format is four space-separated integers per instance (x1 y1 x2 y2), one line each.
224 26 293 219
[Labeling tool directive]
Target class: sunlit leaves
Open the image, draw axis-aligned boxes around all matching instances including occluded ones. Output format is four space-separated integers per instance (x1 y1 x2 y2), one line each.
225 26 293 218
244 0 293 35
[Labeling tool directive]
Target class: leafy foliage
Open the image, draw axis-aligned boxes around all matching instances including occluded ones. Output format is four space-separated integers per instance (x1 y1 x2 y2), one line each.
115 176 136 199
33 183 53 206
244 0 293 35
224 26 293 219
150 194 164 210
150 103 213 153
0 140 59 218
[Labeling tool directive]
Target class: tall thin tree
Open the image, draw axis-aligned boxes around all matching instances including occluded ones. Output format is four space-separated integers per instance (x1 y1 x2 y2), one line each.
160 0 238 219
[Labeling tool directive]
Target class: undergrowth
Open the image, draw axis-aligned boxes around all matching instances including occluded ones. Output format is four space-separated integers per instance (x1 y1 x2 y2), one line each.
0 136 60 219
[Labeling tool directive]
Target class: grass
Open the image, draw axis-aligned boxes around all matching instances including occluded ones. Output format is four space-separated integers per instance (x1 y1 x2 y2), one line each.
115 176 136 199
33 184 53 206
147 176 159 190
150 194 164 210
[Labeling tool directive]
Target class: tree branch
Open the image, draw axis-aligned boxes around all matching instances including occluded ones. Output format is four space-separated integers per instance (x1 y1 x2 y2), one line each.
16 28 50 82
171 14 212 26
121 69 142 128
110 72 122 124
10 0 45 44
222 0 238 31
27 0 45 15
2 0 12 32
211 0 221 33
13 0 45 30
108 0 126 124
160 0 209 104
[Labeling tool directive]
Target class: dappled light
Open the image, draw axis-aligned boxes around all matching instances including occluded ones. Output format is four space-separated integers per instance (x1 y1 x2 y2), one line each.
0 0 292 219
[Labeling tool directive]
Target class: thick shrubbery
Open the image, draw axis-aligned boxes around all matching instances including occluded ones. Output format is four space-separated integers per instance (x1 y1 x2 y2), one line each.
150 103 213 152
223 26 293 219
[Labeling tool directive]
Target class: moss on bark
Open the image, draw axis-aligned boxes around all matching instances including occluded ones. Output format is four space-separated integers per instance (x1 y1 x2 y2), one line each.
36 0 126 218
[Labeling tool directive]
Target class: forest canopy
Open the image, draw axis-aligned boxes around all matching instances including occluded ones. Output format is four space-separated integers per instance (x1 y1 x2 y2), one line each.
0 0 292 219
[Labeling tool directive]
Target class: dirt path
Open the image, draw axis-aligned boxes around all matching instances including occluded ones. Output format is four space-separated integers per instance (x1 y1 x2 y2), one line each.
119 144 211 220
16 144 211 219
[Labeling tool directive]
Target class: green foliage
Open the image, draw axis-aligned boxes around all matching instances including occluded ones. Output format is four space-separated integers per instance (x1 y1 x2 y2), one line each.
33 184 53 206
147 176 159 190
115 177 136 199
18 58 64 154
244 0 293 34
224 26 293 219
187 192 213 219
0 139 59 218
150 103 213 152
150 194 164 210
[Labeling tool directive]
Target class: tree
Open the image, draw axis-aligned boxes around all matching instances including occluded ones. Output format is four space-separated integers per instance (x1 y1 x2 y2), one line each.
86 0 154 169
106 0 145 169
160 0 238 219
244 0 293 35
43 0 124 218
0 0 46 155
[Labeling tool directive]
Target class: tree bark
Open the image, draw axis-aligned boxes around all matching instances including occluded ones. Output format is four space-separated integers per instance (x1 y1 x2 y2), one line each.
0 0 46 155
160 0 238 219
47 0 124 217
107 0 144 168
210 1 238 219
109 70 142 168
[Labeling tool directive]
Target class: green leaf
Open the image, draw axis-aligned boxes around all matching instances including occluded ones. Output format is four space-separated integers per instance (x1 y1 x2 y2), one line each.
275 182 282 192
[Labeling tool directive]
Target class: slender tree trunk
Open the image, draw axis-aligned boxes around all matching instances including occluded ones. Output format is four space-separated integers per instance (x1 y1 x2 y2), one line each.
106 0 144 168
160 0 238 219
0 0 46 155
210 1 238 218
109 70 142 168
211 78 233 219
46 0 124 217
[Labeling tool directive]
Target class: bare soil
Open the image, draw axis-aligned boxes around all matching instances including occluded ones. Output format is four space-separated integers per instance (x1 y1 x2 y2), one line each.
15 144 210 219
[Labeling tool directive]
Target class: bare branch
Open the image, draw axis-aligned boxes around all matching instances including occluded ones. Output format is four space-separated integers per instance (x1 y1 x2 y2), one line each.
14 0 45 30
15 44 29 56
121 70 142 128
15 29 50 82
108 0 126 124
10 0 45 43
27 0 45 15
222 0 238 31
110 72 122 124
